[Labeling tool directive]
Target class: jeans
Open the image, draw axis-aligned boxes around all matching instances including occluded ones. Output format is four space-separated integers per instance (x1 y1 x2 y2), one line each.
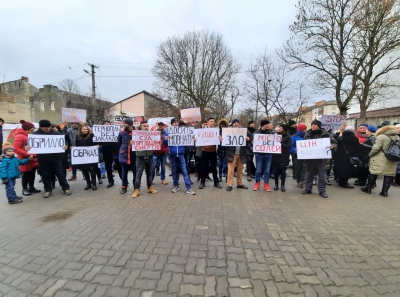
5 178 17 202
169 154 191 190
152 154 167 181
255 153 272 183
218 156 227 177
100 162 106 175
135 157 153 190
121 161 136 188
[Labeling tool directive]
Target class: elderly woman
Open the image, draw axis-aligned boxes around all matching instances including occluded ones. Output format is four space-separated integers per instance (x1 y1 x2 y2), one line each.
333 126 360 188
362 125 400 197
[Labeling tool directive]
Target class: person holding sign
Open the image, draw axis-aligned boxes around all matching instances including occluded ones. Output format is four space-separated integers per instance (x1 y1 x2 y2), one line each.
101 120 121 188
223 119 249 191
301 120 337 198
63 121 83 181
118 119 137 194
31 120 71 198
151 122 168 185
272 124 292 192
73 126 99 191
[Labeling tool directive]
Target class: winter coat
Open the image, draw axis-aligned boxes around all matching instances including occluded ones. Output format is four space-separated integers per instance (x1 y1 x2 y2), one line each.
225 146 247 163
272 133 292 168
246 127 256 155
333 130 360 179
290 131 305 154
75 133 98 168
360 134 376 161
118 129 136 164
217 119 229 157
163 130 185 156
369 126 400 177
63 126 80 146
13 128 38 172
303 128 337 169
102 142 119 161
0 156 29 180
32 128 66 161
0 125 3 152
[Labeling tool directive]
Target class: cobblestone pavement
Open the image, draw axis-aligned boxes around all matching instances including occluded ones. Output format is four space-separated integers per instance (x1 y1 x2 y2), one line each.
0 171 400 297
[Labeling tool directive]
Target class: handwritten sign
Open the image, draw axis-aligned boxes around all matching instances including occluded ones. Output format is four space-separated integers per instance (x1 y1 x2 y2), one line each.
222 128 247 146
297 138 332 159
27 135 65 154
194 128 219 146
180 108 201 123
253 134 282 154
71 146 99 165
168 127 194 146
131 131 161 151
62 107 87 123
320 115 347 132
92 125 120 142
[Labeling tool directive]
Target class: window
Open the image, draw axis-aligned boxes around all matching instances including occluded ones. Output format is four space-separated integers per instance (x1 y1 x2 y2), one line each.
51 101 55 110
332 106 337 110
41 100 45 111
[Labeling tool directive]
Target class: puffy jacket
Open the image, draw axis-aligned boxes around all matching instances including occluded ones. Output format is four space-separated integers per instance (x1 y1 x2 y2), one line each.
164 130 185 156
0 156 29 180
118 129 136 164
290 131 305 154
13 128 38 172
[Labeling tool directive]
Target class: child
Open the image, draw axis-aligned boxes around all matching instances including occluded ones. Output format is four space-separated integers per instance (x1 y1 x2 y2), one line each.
0 147 33 204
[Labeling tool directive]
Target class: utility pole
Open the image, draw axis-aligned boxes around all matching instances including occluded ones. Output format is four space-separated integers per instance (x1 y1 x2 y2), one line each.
83 63 98 105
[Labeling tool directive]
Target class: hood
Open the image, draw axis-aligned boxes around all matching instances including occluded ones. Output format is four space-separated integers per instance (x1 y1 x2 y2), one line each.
376 125 398 137
15 128 28 137
217 118 229 128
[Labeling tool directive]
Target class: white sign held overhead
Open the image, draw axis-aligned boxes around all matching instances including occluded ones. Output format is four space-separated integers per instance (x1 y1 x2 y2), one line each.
253 134 282 154
71 146 99 165
221 128 247 146
168 127 194 146
131 131 161 151
297 138 332 159
27 135 65 154
194 128 219 146
320 115 347 132
92 125 120 142
62 107 87 123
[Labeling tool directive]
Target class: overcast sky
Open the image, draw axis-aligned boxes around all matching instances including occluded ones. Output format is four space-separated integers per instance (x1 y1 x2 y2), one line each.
2 0 299 104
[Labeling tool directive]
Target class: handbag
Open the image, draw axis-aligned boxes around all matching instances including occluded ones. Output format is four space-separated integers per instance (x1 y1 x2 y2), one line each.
342 140 360 166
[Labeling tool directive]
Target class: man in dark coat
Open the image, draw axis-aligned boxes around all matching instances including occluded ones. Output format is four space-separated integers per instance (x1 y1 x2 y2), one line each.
246 120 256 181
102 120 121 188
272 124 292 192
118 118 136 194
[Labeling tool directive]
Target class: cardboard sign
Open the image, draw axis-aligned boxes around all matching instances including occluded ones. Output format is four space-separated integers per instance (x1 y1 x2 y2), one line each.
320 115 347 132
222 128 247 146
148 117 174 131
180 108 201 122
194 128 219 146
62 107 87 123
168 127 194 146
71 146 99 165
131 130 161 151
253 134 282 154
27 135 65 154
297 138 332 159
92 125 120 142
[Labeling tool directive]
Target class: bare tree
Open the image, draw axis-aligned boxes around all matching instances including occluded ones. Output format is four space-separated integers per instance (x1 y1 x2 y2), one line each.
152 30 241 116
59 78 81 94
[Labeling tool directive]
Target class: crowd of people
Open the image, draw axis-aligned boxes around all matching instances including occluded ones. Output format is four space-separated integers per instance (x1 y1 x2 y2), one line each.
0 116 399 205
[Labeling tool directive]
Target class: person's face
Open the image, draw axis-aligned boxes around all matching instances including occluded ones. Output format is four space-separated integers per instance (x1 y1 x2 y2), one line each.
141 123 149 130
267 123 273 130
396 127 400 133
5 150 15 157
277 126 284 133
157 125 164 130
311 124 320 130
27 127 35 134
232 121 240 127
0 121 3 126
191 121 197 127
40 126 51 133
207 119 215 128
81 127 89 134
172 121 178 127
72 123 79 128
201 123 207 128
249 123 255 128
123 123 131 129
358 126 367 133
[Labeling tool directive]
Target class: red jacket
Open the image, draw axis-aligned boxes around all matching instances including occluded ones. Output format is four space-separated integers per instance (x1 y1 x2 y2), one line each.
13 128 38 172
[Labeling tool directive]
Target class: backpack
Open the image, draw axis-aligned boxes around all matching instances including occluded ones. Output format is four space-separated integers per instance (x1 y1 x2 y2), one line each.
382 135 400 162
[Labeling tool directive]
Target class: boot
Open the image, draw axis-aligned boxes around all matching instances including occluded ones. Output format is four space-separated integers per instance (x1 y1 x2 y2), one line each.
28 187 41 193
253 182 260 191
380 176 392 197
92 182 97 191
22 188 31 196
281 183 286 192
84 184 92 190
68 175 77 181
273 181 279 191
132 189 140 198
361 174 377 194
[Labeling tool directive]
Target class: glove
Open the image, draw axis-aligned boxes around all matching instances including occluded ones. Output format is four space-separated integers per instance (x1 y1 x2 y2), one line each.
2 179 9 184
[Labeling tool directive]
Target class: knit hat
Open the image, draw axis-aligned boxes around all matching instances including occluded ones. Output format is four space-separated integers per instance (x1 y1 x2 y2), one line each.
367 125 377 132
248 120 255 126
297 123 307 132
260 119 270 127
102 120 111 125
231 119 239 125
2 147 14 155
359 123 368 127
381 120 391 127
20 120 34 131
288 120 296 126
123 118 133 126
39 119 51 127
171 118 178 125
344 125 355 132
311 120 322 129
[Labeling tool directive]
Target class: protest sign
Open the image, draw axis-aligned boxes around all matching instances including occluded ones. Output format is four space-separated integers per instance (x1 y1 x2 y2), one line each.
148 117 174 131
253 134 282 154
71 146 99 165
222 128 247 146
180 108 201 122
131 130 161 151
27 135 65 154
62 107 87 123
320 115 347 132
168 127 194 146
92 125 120 142
297 138 332 159
194 128 219 146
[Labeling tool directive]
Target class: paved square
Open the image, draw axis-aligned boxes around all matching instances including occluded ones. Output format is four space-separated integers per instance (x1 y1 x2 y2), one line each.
0 172 399 296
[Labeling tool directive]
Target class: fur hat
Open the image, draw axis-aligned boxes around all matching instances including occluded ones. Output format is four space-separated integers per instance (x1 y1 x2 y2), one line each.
297 123 307 132
20 120 34 131
260 119 270 127
367 125 377 132
39 119 51 127
311 120 322 129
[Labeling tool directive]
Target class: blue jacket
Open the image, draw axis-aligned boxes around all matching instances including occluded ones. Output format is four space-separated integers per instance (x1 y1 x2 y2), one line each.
163 130 185 156
118 129 137 164
0 156 29 180
290 131 305 154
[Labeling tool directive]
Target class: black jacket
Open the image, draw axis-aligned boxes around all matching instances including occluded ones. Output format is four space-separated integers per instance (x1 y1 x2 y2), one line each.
272 133 292 168
361 135 376 161
334 131 360 161
246 126 256 155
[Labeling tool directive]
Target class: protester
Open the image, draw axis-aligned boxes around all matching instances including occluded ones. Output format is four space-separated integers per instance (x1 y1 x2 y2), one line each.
131 121 158 198
355 125 377 186
272 124 292 192
74 125 99 191
186 121 198 180
253 119 273 191
290 123 307 188
198 117 222 189
63 121 82 181
31 120 71 198
217 118 229 182
195 120 207 182
362 125 400 197
288 120 297 178
0 118 4 152
164 118 196 195
246 120 256 181
333 126 360 188
224 119 249 191
101 120 120 188
152 122 168 185
13 120 41 196
1 147 34 204
118 118 136 194
179 121 194 185
355 123 368 144
302 120 337 198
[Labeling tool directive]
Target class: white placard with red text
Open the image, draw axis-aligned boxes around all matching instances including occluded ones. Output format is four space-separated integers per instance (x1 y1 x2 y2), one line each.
194 128 219 146
131 130 161 151
320 115 347 132
253 134 282 154
297 138 332 159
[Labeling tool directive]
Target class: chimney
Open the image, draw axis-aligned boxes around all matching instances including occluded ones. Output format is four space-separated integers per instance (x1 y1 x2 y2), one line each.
21 76 29 82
